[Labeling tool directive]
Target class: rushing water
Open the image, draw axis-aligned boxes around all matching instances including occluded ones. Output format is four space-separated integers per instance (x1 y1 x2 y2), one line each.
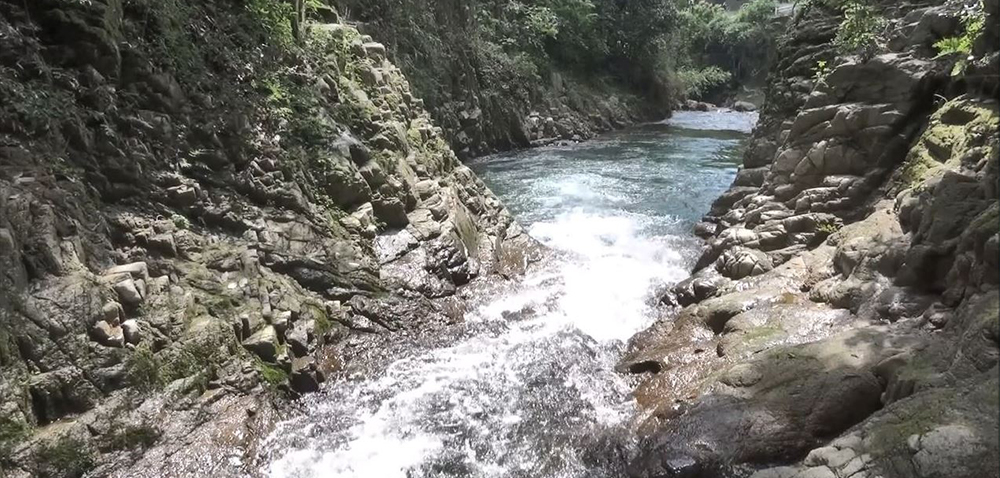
262 111 756 478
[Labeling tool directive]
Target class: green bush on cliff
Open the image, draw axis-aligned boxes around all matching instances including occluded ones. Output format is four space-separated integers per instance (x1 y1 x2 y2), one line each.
934 0 986 76
833 0 887 60
32 436 95 478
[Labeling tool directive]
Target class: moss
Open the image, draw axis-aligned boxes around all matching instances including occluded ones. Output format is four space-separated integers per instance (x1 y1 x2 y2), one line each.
865 390 954 455
741 325 786 343
126 338 221 394
32 435 96 478
161 340 220 388
170 214 190 230
254 359 289 390
308 303 334 335
894 99 999 194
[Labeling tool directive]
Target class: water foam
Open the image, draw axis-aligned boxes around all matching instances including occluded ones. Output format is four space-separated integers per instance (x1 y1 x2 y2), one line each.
263 208 688 478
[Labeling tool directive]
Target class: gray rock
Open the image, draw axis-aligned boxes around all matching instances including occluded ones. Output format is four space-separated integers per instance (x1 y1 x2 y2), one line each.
287 319 314 356
101 301 123 326
91 320 124 347
121 319 141 345
716 247 774 280
105 261 150 280
113 278 144 306
243 326 279 362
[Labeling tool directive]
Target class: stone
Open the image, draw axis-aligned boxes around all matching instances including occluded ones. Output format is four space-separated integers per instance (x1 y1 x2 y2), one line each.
287 319 315 356
362 42 386 59
273 310 293 335
166 184 198 206
716 247 774 280
797 467 836 478
101 301 123 326
105 262 149 281
113 278 144 306
91 320 124 347
243 326 279 362
732 101 757 112
290 355 321 393
121 319 141 345
803 446 855 468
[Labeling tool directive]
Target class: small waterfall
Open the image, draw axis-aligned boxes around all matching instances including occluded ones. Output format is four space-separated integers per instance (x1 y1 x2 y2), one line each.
261 111 756 478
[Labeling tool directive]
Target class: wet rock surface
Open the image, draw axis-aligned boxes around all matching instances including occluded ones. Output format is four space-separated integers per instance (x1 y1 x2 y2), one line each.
623 1 999 477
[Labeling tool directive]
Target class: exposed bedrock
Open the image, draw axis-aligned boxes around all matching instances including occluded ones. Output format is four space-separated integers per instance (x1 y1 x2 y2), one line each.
0 2 540 476
623 1 999 477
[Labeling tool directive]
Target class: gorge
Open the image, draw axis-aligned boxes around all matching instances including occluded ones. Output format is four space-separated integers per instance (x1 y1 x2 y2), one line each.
0 1 997 478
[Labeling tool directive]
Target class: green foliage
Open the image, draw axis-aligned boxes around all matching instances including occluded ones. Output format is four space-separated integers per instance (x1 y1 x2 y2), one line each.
254 359 289 390
246 0 296 46
124 0 204 84
934 0 986 76
160 339 220 389
833 0 887 60
125 340 220 393
674 66 732 98
170 213 191 230
813 60 832 84
125 343 162 393
668 0 777 99
32 436 96 478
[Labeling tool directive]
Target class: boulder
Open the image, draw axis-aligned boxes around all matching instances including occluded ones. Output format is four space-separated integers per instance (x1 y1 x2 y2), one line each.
243 326 279 362
121 319 141 345
91 320 124 347
716 247 774 280
113 278 144 306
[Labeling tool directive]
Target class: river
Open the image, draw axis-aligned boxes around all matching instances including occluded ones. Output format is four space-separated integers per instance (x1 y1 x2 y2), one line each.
260 111 757 478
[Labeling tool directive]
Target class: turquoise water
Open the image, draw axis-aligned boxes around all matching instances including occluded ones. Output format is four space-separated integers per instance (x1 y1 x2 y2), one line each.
470 112 753 240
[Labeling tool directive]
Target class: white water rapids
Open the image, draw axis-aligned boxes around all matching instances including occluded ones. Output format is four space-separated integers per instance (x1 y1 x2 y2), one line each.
261 111 756 478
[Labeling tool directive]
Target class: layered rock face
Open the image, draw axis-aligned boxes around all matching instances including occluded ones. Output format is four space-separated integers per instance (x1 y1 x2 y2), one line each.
0 1 535 475
623 1 999 477
339 0 654 159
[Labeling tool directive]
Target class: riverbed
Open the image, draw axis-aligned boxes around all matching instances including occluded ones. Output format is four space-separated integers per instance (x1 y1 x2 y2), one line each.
261 111 757 478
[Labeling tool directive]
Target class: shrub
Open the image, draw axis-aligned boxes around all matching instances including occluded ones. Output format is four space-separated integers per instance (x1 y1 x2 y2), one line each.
934 0 986 76
675 66 733 99
33 436 95 478
125 343 161 393
668 0 778 99
833 0 887 60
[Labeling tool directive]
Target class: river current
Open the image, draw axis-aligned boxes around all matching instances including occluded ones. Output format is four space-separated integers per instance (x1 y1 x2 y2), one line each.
261 111 757 478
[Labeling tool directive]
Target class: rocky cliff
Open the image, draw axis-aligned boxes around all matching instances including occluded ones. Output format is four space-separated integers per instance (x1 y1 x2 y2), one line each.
339 0 662 159
622 1 999 477
0 1 537 476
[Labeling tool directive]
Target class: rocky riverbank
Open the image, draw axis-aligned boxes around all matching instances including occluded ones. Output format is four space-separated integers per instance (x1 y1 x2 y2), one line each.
0 1 538 476
621 1 999 477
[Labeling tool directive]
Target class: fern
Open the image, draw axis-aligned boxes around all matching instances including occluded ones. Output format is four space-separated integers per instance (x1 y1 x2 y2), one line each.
933 1 986 76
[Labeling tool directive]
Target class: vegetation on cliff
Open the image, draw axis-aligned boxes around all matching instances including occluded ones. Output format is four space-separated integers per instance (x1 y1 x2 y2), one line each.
335 0 781 155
